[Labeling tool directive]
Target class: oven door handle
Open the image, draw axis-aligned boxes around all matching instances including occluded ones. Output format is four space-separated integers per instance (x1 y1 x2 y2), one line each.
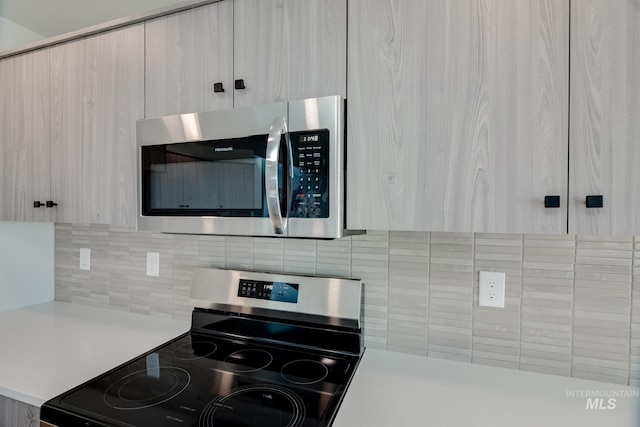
265 115 290 235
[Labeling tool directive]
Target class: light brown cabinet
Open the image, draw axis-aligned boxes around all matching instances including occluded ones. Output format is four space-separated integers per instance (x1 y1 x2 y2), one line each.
0 26 144 225
233 0 347 108
569 0 640 235
50 25 144 225
347 0 569 233
0 395 39 426
6 1 639 235
348 0 640 236
145 1 234 117
0 49 52 222
145 0 346 116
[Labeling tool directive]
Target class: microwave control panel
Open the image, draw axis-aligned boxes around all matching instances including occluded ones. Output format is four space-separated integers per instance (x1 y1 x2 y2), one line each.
290 129 330 218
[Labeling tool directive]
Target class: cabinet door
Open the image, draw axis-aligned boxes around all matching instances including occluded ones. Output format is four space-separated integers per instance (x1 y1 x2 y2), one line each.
0 395 39 426
347 0 569 233
50 25 144 225
233 0 346 108
0 50 51 222
145 1 234 117
570 1 640 235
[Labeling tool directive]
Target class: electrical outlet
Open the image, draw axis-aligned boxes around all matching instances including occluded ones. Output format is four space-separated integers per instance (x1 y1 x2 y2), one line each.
479 271 505 308
146 252 160 277
79 248 91 271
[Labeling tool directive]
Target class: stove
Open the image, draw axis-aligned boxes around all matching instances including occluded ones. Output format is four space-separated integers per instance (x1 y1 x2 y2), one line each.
40 268 363 427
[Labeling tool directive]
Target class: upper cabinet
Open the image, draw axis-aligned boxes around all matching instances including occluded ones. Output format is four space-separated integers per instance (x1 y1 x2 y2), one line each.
4 1 640 235
569 1 640 235
0 49 52 222
49 25 144 225
233 0 347 108
145 1 234 117
348 0 640 236
0 26 143 225
145 0 347 116
347 0 569 233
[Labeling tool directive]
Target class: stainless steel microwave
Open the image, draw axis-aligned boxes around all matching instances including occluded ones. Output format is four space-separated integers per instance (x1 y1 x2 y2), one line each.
137 95 347 238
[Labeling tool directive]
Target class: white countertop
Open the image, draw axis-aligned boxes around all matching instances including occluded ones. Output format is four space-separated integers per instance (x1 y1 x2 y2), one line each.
0 301 189 407
334 348 640 427
3 303 639 426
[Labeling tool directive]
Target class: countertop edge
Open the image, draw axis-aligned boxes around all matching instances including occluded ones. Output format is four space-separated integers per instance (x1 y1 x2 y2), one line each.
333 348 640 427
0 301 190 407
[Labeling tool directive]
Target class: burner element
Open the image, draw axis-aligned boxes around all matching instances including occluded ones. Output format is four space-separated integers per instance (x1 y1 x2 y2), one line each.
103 367 191 410
281 359 329 385
224 349 273 373
173 341 218 360
199 384 305 427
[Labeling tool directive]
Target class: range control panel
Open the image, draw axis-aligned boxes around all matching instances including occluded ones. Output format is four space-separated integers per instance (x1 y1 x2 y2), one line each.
238 279 300 304
289 129 330 218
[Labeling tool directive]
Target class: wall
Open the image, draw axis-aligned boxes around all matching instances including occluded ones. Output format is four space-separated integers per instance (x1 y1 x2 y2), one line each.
54 224 640 386
0 222 54 312
0 16 44 52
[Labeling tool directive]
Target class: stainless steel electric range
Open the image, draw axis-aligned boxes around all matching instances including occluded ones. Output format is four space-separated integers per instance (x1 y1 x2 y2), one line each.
40 267 363 427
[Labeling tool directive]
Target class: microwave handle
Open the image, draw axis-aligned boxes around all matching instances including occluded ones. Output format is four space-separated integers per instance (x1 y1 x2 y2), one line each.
265 115 289 235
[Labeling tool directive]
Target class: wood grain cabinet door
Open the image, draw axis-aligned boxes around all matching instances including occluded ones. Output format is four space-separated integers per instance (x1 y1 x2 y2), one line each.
145 1 234 117
347 0 569 233
0 50 52 222
0 395 40 426
50 25 144 225
233 0 346 108
145 0 346 113
569 0 640 235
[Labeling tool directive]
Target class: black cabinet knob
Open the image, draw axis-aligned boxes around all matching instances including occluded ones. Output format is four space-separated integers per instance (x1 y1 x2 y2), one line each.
45 201 58 208
33 201 45 208
234 79 246 90
213 82 224 93
586 195 603 208
544 196 561 208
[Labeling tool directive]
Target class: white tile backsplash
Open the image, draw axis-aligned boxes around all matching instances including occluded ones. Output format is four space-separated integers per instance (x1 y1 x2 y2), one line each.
54 224 640 385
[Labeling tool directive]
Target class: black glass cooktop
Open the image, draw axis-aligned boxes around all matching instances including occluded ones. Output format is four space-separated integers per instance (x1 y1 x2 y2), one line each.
41 330 359 427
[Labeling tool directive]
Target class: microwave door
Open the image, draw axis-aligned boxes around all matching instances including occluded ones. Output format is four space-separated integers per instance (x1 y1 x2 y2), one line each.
265 115 291 235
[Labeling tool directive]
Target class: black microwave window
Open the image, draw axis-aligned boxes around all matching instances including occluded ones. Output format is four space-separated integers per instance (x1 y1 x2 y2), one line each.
141 135 286 218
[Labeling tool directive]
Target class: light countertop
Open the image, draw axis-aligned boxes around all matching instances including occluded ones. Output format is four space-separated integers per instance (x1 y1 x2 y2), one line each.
334 348 640 427
0 301 189 407
3 302 639 426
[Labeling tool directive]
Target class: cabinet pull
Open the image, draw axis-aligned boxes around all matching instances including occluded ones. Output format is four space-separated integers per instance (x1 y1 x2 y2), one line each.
213 82 224 93
45 201 58 208
33 201 45 208
544 196 561 208
234 79 246 90
586 195 603 208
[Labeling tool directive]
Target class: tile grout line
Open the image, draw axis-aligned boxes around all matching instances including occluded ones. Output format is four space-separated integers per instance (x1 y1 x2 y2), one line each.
629 236 635 386
570 234 576 380
517 233 524 371
471 232 476 365
385 231 390 351
425 231 430 357
426 232 432 358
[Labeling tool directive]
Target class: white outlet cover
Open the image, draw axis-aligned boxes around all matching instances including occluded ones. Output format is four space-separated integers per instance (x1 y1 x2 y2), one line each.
146 252 160 277
79 248 91 271
479 271 505 308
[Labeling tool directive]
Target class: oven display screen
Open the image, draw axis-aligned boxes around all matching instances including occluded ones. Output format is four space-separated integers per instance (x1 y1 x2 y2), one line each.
238 279 299 304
